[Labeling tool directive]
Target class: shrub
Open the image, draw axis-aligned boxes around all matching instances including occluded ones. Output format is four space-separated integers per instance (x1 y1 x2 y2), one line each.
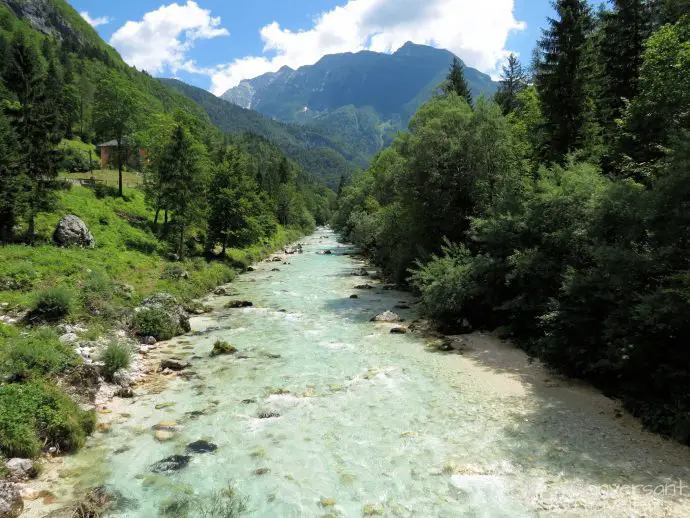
0 381 96 458
0 327 80 380
81 270 114 316
101 342 132 381
29 287 73 322
0 261 38 290
131 308 176 341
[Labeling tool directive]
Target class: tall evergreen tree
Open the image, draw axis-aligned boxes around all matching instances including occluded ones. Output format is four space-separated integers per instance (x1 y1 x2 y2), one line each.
494 54 528 115
93 74 138 197
598 0 651 124
650 0 690 27
0 110 24 242
159 125 205 259
536 0 596 162
443 57 473 106
4 31 60 240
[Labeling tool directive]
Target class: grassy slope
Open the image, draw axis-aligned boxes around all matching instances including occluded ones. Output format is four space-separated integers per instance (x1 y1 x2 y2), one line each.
0 185 302 318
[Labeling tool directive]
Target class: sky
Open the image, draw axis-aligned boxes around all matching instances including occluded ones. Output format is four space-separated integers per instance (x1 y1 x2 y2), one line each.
70 0 607 96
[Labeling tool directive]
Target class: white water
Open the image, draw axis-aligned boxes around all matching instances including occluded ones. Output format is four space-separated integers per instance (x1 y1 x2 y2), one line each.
30 229 690 517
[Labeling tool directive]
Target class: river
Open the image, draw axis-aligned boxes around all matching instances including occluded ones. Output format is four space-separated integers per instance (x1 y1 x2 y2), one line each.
26 229 690 517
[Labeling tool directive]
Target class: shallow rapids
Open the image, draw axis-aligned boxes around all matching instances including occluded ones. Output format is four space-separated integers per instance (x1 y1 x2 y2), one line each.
27 229 690 517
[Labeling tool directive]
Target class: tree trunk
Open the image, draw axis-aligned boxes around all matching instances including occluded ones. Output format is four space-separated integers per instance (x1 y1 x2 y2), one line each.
117 139 123 197
154 204 161 225
178 224 185 260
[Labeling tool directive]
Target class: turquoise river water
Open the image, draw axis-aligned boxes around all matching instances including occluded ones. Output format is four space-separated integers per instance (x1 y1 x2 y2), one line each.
27 229 690 517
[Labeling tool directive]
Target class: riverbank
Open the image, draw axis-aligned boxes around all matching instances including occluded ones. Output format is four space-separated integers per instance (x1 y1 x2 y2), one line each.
14 229 690 517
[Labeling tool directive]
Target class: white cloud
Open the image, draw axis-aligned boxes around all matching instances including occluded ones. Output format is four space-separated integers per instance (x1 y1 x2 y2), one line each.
80 11 111 28
109 1 229 75
209 0 525 95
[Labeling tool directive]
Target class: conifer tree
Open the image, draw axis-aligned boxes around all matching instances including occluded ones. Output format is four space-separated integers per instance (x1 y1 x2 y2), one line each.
494 54 528 115
443 57 473 106
4 32 60 240
159 125 205 259
0 111 24 242
535 0 595 161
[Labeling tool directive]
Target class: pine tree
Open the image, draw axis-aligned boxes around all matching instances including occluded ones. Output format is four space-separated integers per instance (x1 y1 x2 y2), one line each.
159 125 205 259
494 54 528 115
0 110 24 242
650 0 690 27
599 1 651 123
536 0 596 162
443 57 473 106
4 32 60 240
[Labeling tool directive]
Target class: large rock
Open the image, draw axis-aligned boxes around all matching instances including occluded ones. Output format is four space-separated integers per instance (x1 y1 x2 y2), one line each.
4 459 36 481
371 311 402 323
0 481 22 518
150 455 191 474
135 292 190 336
53 215 95 248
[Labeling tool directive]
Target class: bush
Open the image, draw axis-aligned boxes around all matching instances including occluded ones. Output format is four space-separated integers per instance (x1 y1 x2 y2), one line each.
59 147 90 173
81 270 115 316
101 342 132 381
131 308 176 341
0 381 96 458
29 287 73 322
0 327 80 381
0 261 39 290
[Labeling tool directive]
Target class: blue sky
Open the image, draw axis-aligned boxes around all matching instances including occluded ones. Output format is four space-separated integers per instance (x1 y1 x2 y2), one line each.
71 0 607 95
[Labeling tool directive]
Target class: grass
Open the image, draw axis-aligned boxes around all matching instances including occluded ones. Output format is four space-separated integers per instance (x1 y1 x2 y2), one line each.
0 327 79 381
60 169 144 188
101 342 132 381
28 287 74 322
0 381 96 458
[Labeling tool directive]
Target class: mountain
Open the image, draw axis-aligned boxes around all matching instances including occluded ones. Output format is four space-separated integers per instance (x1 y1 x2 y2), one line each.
160 79 361 188
221 42 499 153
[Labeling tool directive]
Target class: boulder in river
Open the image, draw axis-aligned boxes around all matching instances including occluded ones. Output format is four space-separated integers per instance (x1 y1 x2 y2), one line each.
371 311 402 323
0 481 22 518
355 284 374 290
160 358 190 371
225 300 253 309
185 440 217 454
211 340 237 357
53 215 95 248
390 326 408 334
150 455 191 474
350 294 359 299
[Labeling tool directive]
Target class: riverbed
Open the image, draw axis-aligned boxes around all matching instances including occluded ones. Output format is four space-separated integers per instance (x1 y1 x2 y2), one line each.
26 229 690 517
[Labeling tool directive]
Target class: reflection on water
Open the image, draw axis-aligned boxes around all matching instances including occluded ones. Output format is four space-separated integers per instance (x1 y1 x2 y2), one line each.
44 229 690 517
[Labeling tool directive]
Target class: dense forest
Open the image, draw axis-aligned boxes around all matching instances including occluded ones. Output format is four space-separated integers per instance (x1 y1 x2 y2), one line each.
0 0 333 251
335 0 690 442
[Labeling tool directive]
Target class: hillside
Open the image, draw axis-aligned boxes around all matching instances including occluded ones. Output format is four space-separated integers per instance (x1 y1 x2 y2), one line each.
221 42 498 154
160 78 361 188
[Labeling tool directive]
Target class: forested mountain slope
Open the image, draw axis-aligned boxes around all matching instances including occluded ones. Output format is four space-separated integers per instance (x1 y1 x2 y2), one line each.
160 78 361 189
221 42 498 161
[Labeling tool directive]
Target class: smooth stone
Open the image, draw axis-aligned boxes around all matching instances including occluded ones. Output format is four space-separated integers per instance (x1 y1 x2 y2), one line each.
154 430 175 442
150 455 191 474
185 440 217 454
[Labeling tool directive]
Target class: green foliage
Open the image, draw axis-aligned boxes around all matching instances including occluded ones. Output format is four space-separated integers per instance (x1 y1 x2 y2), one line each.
0 381 96 458
0 327 79 380
131 308 177 341
101 342 132 381
29 287 73 322
443 57 473 106
494 54 528 115
535 0 597 162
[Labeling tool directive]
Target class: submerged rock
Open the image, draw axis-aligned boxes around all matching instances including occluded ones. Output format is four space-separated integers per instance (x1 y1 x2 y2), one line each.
225 300 253 309
53 215 95 248
160 359 190 371
257 410 280 419
185 440 217 454
0 481 22 518
390 326 408 334
154 430 174 442
150 455 191 474
355 284 374 290
350 294 359 299
371 311 402 323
